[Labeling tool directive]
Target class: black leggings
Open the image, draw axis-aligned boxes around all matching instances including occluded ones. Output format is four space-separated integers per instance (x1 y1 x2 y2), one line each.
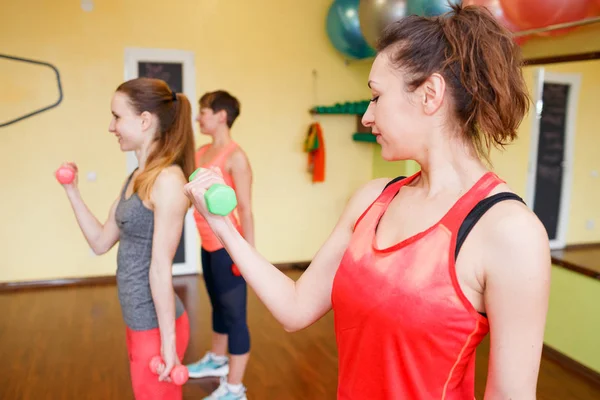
201 248 250 355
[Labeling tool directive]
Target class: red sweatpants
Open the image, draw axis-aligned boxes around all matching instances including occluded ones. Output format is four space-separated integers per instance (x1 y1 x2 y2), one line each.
125 312 190 400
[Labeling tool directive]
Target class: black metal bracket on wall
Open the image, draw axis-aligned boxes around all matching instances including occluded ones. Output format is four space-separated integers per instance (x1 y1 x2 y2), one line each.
0 54 63 128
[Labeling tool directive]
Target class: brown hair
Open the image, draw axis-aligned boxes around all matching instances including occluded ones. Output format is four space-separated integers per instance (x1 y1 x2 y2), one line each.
116 77 195 200
377 3 530 163
199 90 241 128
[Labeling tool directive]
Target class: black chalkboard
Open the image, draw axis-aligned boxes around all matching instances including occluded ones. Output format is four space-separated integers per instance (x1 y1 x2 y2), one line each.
138 61 186 264
138 62 183 93
532 82 569 241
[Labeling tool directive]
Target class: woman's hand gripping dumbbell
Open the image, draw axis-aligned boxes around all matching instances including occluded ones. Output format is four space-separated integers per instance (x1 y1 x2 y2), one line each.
149 356 189 385
55 163 77 185
184 167 238 216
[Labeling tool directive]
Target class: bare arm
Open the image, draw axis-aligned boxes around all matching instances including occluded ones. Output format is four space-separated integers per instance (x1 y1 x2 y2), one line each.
228 149 255 246
184 169 389 332
60 163 120 255
148 166 189 380
482 202 551 399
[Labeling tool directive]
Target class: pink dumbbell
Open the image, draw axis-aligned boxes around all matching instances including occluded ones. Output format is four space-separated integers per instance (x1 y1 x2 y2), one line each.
55 166 75 184
149 356 189 385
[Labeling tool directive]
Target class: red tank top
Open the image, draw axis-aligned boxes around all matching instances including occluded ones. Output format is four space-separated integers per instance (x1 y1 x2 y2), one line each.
331 171 503 399
193 141 243 252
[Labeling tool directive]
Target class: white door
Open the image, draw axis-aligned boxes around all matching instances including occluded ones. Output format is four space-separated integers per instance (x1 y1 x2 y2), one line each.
525 69 580 250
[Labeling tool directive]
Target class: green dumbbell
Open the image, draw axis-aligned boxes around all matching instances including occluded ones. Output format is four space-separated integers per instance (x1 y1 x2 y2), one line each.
188 168 238 216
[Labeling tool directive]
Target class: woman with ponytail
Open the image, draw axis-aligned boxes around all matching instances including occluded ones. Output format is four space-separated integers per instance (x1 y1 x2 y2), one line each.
57 77 195 399
185 3 550 399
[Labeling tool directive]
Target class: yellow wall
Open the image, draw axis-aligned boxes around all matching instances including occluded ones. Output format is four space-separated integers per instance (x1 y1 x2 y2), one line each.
0 0 373 282
521 23 600 60
372 153 420 180
545 266 600 373
371 154 404 179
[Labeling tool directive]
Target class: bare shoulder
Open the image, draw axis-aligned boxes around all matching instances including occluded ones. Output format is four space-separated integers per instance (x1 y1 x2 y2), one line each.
479 196 551 280
350 177 390 204
228 146 251 167
154 165 187 188
342 178 393 225
480 193 548 249
151 166 188 208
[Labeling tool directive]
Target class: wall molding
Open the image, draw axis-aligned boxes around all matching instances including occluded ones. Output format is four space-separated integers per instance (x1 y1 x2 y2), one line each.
564 242 600 250
543 344 600 388
0 275 117 292
0 261 311 292
524 51 600 66
551 243 600 281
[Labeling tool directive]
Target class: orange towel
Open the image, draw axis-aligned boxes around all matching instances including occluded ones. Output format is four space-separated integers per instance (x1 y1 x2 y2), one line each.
304 122 326 183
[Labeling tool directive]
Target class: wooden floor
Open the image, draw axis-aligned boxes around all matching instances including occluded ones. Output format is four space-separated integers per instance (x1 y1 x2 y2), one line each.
1 269 599 400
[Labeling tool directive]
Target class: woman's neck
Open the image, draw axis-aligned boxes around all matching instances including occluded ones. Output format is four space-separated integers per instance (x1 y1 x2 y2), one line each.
414 133 488 197
135 140 155 171
211 127 232 148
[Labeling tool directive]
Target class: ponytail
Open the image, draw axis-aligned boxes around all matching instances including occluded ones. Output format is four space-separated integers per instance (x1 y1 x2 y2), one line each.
135 93 195 200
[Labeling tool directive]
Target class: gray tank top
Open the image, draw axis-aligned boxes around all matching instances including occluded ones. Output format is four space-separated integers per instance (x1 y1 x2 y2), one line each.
114 171 185 331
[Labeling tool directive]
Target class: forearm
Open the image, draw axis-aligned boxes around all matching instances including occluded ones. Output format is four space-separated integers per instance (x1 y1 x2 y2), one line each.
213 217 301 330
238 208 255 247
65 188 109 254
149 263 176 345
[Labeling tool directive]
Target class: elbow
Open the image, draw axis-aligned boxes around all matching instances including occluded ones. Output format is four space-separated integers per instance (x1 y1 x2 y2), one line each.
149 263 169 279
282 318 307 333
485 391 536 400
91 244 108 256
91 238 117 256
484 381 537 400
283 325 301 333
149 262 173 286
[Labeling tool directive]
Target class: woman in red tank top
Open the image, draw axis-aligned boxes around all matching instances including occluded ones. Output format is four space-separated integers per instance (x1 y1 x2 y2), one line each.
184 4 551 399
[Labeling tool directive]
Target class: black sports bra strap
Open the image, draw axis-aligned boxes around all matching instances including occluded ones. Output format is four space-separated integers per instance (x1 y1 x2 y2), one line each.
455 192 526 260
383 176 407 191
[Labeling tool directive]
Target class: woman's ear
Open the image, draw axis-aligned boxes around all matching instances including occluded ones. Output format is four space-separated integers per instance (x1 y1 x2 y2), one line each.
419 73 446 116
217 109 228 125
140 111 155 132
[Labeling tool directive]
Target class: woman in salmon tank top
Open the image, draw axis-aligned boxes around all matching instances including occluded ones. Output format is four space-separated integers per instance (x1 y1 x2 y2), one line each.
184 4 551 399
185 90 254 400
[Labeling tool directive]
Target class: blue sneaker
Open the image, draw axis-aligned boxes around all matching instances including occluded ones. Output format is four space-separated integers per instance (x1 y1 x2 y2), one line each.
186 352 229 379
204 377 247 400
